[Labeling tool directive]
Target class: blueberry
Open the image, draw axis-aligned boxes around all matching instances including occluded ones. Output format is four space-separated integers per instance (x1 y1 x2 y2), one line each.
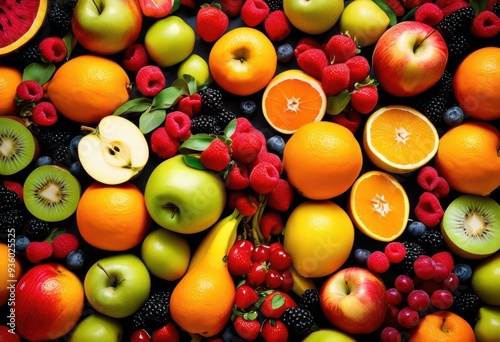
66 249 86 270
35 155 52 167
69 135 83 160
407 221 427 238
266 135 285 158
353 248 371 264
69 160 85 178
443 106 465 127
15 235 30 255
276 43 294 63
239 100 257 118
453 263 473 283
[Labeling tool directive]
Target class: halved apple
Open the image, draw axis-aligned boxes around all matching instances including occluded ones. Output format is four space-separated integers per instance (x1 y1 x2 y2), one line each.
78 115 149 185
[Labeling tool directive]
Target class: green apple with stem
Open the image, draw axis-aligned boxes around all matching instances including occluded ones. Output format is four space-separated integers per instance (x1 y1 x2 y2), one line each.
475 306 500 342
471 253 500 305
145 15 195 67
177 54 211 88
69 314 122 342
78 115 149 185
144 154 226 234
84 254 151 319
71 0 143 55
141 228 191 281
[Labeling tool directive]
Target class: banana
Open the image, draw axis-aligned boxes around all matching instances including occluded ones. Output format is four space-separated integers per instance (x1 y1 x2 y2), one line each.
290 264 317 296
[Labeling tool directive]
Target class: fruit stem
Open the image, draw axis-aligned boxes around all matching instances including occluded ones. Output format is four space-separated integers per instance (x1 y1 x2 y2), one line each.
414 29 437 51
97 263 124 289
440 318 449 333
80 125 95 132
91 0 102 14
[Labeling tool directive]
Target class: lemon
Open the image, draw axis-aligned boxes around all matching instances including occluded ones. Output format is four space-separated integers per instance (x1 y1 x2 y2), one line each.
283 0 344 35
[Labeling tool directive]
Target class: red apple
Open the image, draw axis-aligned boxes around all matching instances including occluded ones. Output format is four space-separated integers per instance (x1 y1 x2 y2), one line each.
320 267 388 334
15 263 84 341
372 21 448 97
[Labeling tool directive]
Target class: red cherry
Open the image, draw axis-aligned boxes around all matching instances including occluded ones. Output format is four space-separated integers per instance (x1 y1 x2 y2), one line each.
265 269 284 289
280 269 294 292
246 262 267 287
269 248 292 271
130 329 151 342
252 244 270 263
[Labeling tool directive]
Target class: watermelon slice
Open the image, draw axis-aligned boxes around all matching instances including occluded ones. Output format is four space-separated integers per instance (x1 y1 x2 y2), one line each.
139 0 181 18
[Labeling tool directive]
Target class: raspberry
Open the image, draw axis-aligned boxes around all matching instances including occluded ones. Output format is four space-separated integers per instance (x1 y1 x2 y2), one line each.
345 55 371 89
241 0 270 27
249 162 280 194
329 106 362 134
267 178 294 212
233 191 259 217
26 241 53 263
249 151 283 176
431 251 454 273
2 181 23 203
150 127 180 159
470 10 500 38
416 166 450 198
51 233 79 259
296 48 329 80
350 85 378 114
136 65 166 97
321 63 350 96
231 132 264 164
414 191 444 227
164 111 191 140
16 80 43 102
176 94 202 117
367 250 391 273
200 139 231 172
31 102 58 127
38 37 67 63
259 209 283 239
415 3 444 27
225 162 250 190
234 117 255 135
324 33 357 64
384 242 407 263
264 10 292 41
122 43 149 73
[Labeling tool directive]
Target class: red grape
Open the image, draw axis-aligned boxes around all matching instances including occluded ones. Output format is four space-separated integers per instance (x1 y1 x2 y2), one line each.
380 326 402 342
432 262 450 283
395 275 414 293
430 289 454 310
442 273 460 292
407 289 430 311
385 288 403 306
413 255 436 280
397 307 420 329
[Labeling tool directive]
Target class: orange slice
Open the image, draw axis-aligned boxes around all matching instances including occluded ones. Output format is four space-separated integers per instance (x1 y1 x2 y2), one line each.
262 69 327 134
349 170 409 242
363 105 439 174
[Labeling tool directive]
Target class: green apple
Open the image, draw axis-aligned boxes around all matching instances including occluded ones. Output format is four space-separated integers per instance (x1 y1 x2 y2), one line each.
84 254 151 319
71 0 143 55
69 314 122 342
144 154 226 234
283 0 344 35
141 228 191 281
302 329 357 341
471 253 500 305
78 115 149 185
177 54 211 88
145 15 195 67
475 306 500 342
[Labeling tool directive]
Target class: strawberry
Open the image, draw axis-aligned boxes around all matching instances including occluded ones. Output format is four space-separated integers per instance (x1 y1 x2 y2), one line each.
235 283 260 310
294 37 322 58
266 178 294 212
233 316 260 341
350 85 378 114
176 93 202 117
227 239 255 276
196 3 229 43
200 138 231 171
231 131 264 164
324 33 357 64
328 106 362 134
218 0 244 16
259 291 297 319
345 55 371 89
296 48 329 80
234 192 259 217
241 0 270 27
321 63 350 96
225 161 250 190
259 209 283 239
151 322 180 342
249 162 280 194
260 319 289 342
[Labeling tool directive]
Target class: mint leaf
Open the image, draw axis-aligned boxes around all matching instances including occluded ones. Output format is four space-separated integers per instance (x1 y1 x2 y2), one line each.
179 134 215 154
152 86 186 109
139 108 166 134
326 90 351 115
224 118 237 137
182 154 206 169
113 98 152 116
23 62 56 85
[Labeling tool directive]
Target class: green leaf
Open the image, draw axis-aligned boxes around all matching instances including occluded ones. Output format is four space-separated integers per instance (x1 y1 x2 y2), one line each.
243 311 258 321
326 90 351 115
271 294 285 309
171 77 189 93
373 0 397 26
22 62 56 85
139 108 166 134
224 118 237 138
62 31 77 60
401 6 419 21
184 74 198 95
179 134 216 154
182 154 206 169
470 0 488 14
113 98 153 116
152 86 186 109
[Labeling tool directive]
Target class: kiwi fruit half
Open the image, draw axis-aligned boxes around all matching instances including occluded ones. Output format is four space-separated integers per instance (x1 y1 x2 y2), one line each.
23 165 81 222
0 117 36 176
441 195 500 259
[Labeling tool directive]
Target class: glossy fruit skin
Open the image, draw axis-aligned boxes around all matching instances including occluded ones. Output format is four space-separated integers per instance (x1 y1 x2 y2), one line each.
69 314 123 342
474 306 500 342
177 54 211 87
471 253 500 305
283 0 344 35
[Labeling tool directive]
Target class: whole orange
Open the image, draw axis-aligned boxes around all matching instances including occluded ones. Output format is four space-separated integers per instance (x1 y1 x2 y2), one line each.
0 243 22 306
76 181 151 251
409 311 475 342
209 27 277 96
283 121 363 200
434 121 500 196
0 66 22 116
453 47 500 120
44 55 131 124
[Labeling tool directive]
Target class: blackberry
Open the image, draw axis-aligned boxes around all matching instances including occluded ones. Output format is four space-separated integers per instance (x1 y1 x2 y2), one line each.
0 187 22 213
438 6 476 36
282 307 315 337
198 88 223 115
299 289 321 317
399 241 426 277
0 209 26 236
447 33 472 59
214 108 236 129
267 0 283 11
23 218 51 241
131 291 170 333
37 128 73 158
414 70 453 125
190 115 223 135
493 3 500 17
48 2 73 36
452 292 480 324
52 145 72 166
17 45 41 68
418 229 446 255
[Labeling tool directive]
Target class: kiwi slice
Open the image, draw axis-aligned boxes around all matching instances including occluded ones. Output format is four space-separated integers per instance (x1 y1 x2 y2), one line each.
0 117 36 176
23 165 81 222
441 195 500 259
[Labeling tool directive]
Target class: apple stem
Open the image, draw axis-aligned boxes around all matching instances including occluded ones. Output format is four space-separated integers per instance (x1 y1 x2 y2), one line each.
97 263 124 289
440 318 449 333
91 0 102 14
80 125 95 132
414 29 438 51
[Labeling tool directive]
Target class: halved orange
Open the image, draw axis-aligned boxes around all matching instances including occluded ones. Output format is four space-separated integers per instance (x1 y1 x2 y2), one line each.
349 170 409 242
363 105 439 174
262 69 327 134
